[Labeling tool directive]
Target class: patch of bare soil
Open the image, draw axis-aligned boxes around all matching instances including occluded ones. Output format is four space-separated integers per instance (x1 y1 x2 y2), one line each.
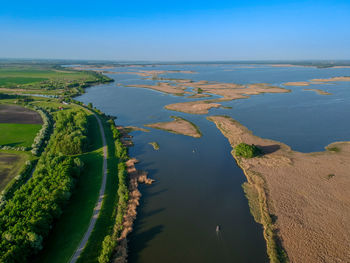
0 104 42 124
208 115 350 263
145 116 202 138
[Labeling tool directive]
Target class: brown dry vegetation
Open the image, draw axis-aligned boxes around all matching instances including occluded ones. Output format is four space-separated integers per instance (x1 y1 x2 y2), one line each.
145 116 202 138
208 115 350 263
0 104 42 124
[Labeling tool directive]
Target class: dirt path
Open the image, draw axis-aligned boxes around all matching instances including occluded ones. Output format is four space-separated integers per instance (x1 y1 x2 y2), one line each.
69 113 108 263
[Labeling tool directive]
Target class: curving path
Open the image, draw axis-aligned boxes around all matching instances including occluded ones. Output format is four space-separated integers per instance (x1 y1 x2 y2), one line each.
69 113 108 263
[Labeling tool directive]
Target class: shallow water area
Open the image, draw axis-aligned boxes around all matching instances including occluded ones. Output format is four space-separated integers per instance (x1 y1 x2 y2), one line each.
76 64 350 262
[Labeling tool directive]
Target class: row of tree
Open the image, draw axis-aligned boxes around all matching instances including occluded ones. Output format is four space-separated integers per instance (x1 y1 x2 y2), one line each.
31 107 53 156
0 109 88 262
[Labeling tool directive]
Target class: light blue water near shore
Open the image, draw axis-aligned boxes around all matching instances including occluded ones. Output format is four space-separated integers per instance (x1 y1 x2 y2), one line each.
76 64 350 263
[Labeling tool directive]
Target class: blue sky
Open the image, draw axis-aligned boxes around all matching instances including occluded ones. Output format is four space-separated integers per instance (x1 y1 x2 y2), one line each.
1 0 349 61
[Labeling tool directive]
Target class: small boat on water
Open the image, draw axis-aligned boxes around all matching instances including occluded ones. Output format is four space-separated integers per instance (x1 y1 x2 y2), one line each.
216 225 220 232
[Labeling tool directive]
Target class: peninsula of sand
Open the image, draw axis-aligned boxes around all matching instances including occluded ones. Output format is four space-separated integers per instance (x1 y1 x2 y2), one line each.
207 115 350 263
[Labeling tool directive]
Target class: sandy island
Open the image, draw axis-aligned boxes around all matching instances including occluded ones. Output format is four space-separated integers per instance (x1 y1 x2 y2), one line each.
165 100 222 114
310 76 350 82
283 76 350 87
126 82 191 96
207 115 350 263
303 88 332 95
283 81 311 86
145 116 202 138
106 69 195 78
163 82 290 114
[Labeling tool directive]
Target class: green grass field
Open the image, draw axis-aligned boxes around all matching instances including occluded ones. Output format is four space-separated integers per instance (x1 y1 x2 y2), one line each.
76 118 119 263
0 123 41 147
0 65 111 96
32 112 104 263
0 150 31 192
0 67 96 87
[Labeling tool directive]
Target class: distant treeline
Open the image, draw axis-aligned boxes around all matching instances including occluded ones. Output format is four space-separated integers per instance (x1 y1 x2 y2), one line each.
0 109 88 262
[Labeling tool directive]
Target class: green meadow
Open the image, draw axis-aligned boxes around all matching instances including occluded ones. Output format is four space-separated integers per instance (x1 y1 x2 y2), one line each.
0 123 42 147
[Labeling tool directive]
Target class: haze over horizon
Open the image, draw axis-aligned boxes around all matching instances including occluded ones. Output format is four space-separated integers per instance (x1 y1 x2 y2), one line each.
1 0 349 61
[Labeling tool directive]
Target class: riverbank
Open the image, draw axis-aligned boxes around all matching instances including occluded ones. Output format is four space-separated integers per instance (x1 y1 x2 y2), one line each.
208 115 350 263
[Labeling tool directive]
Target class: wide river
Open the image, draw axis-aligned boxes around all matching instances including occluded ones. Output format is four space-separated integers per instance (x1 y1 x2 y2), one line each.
77 64 350 263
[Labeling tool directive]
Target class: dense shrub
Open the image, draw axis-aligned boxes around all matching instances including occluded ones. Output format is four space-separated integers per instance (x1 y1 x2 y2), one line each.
51 110 89 155
235 143 262 158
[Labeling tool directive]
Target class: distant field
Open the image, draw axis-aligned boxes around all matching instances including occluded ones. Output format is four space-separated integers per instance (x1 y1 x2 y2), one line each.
0 65 111 95
0 123 42 147
0 151 30 191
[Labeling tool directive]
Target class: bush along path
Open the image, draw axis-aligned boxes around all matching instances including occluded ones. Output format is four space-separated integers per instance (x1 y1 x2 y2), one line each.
69 112 108 263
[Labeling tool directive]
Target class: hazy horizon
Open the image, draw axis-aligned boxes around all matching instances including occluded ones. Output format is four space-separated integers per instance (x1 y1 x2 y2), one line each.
1 0 350 61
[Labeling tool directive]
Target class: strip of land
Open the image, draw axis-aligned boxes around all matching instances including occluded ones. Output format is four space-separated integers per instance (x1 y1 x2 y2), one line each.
165 101 221 114
145 116 202 138
303 88 332 95
283 76 350 87
207 115 350 263
70 112 108 263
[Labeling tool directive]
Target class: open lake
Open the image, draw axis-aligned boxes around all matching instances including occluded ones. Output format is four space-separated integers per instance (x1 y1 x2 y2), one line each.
77 64 350 263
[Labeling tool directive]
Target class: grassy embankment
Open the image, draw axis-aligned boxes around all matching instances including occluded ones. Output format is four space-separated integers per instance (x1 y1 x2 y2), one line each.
31 110 104 263
75 116 121 263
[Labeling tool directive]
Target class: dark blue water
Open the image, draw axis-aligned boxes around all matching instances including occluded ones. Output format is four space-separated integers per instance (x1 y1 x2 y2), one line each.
76 64 350 263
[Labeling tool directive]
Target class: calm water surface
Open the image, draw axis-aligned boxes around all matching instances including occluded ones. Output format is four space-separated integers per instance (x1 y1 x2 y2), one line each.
77 65 350 263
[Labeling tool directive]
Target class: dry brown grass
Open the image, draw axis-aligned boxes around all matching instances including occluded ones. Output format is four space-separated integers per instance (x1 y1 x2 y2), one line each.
208 115 350 263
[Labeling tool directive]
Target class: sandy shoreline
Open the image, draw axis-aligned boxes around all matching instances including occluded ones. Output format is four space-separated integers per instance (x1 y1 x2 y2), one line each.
207 115 350 263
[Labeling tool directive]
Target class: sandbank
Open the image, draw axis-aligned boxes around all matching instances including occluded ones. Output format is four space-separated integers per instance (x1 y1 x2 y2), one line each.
303 89 332 95
283 81 310 86
145 116 202 138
